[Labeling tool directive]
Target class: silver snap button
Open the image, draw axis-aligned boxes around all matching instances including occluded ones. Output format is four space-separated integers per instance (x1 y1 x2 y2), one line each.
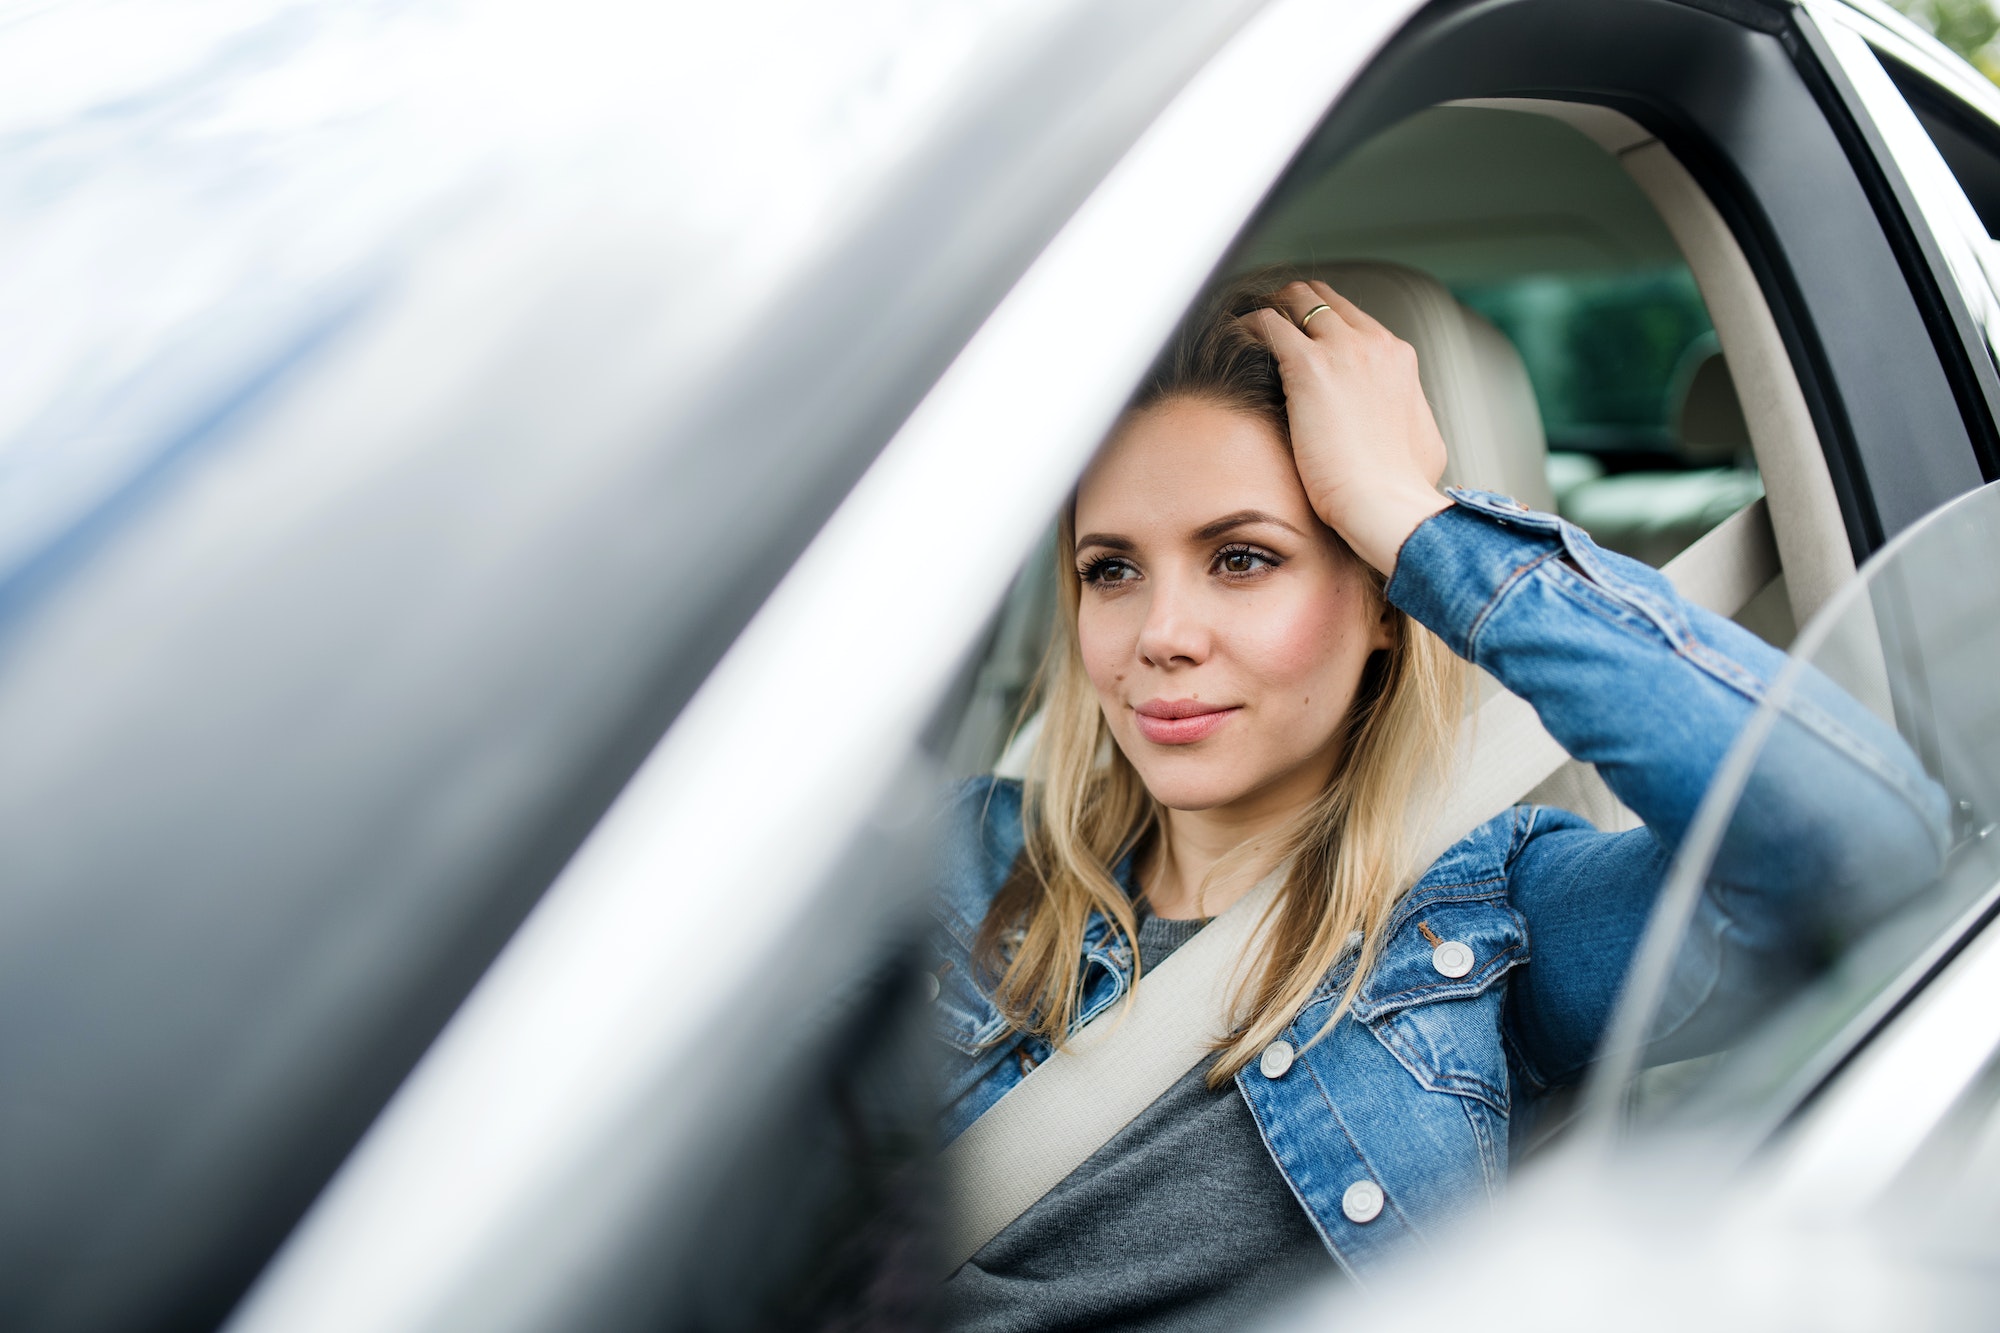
1342 1179 1384 1224
1431 940 1474 979
1259 1040 1295 1079
923 972 941 1003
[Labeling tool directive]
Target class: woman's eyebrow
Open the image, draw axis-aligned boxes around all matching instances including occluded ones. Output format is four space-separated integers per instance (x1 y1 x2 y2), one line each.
1073 533 1134 552
1194 510 1306 541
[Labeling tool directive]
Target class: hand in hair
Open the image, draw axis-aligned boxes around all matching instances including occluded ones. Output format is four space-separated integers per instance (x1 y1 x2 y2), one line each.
1241 280 1452 577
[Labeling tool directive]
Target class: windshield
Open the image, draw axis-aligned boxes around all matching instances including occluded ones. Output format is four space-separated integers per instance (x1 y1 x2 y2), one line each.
1587 479 2000 1145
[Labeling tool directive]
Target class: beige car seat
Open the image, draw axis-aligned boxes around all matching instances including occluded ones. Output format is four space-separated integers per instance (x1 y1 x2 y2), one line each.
1674 342 1753 466
1305 262 1639 831
1556 341 1765 568
1304 262 1554 510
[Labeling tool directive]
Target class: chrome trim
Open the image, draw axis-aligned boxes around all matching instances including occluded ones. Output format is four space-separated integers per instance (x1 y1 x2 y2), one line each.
224 1 1428 1329
1806 2 2000 380
1834 0 2000 135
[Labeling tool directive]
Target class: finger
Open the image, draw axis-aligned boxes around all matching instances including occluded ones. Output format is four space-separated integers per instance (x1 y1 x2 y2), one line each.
1239 306 1317 359
1268 281 1343 338
1304 280 1388 338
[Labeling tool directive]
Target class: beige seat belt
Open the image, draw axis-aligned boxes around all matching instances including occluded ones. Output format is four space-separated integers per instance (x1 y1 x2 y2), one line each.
940 499 1781 1272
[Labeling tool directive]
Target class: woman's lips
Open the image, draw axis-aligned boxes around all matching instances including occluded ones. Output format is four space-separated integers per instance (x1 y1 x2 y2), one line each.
1132 699 1240 745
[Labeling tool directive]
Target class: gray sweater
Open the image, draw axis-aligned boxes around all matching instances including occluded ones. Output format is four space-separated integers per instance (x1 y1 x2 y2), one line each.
942 913 1336 1332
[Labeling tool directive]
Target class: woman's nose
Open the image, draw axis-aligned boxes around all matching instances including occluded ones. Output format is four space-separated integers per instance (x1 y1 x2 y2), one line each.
1135 580 1211 669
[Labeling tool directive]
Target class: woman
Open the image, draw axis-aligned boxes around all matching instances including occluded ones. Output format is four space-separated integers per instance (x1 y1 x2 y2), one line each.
931 279 1944 1329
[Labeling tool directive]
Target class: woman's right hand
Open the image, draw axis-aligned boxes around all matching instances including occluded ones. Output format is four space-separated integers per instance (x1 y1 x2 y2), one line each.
1241 279 1451 577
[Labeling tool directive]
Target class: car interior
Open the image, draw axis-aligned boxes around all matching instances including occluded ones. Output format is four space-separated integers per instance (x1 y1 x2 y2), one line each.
1244 105 1766 572
945 100 1851 844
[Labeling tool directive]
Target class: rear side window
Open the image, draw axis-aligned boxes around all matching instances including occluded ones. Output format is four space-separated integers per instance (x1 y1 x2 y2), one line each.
1459 268 1758 569
1457 269 1716 463
1882 55 2000 238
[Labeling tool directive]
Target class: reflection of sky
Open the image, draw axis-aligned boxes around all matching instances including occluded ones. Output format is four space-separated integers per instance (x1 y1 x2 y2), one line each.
0 0 1055 592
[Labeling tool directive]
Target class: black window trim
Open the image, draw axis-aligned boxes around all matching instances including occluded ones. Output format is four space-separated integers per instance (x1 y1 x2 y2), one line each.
1790 6 2000 487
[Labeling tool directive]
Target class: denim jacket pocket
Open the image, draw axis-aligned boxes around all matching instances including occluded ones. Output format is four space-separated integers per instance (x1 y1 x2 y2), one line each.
1350 899 1528 1116
931 927 1132 1056
1072 939 1133 1032
931 956 1011 1056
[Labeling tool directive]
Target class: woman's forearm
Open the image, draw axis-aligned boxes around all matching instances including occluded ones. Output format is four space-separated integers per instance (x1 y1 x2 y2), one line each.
1385 489 1947 897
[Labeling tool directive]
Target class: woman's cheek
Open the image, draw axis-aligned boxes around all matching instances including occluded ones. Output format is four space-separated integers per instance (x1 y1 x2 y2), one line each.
1234 584 1355 695
1076 602 1134 703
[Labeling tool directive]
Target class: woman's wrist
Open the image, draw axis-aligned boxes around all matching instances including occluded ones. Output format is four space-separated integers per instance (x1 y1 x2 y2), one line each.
1321 479 1451 578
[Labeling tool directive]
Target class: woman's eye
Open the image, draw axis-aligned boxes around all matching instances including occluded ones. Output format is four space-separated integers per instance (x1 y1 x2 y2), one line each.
1080 557 1139 586
1215 547 1277 577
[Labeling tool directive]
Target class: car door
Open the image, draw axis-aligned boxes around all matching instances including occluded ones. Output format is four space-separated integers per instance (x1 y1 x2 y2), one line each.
1798 1 2000 484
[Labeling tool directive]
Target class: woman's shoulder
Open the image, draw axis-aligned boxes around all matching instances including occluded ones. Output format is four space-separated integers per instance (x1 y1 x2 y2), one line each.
932 776 1028 947
1352 805 1610 1017
1409 806 1529 891
1410 802 1602 894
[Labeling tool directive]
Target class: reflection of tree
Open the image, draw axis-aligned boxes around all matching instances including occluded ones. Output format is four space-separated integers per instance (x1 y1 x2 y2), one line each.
1888 0 2000 82
1554 275 1713 430
1458 270 1712 453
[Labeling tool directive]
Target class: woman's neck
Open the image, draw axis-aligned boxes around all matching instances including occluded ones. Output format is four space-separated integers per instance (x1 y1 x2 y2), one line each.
1144 762 1330 920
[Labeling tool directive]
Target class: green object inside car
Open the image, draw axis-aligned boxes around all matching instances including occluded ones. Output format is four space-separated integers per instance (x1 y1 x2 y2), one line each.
1457 268 1715 462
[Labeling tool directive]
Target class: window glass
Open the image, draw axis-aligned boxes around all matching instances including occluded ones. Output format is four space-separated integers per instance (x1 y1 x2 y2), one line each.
922 92 1831 1333
1457 268 1713 461
1891 68 2000 239
1595 480 2000 1152
1459 268 1762 568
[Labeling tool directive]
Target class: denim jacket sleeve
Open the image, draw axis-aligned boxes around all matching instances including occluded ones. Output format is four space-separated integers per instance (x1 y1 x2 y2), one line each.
1385 489 1950 1089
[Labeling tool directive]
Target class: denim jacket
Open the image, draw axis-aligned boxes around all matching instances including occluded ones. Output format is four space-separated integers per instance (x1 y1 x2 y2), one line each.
929 490 1948 1281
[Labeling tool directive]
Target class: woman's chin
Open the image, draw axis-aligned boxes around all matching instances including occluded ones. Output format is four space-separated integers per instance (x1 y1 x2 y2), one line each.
1124 737 1340 817
1131 764 1262 814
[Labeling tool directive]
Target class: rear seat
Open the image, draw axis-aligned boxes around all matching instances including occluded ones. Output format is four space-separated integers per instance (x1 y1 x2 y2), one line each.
1553 337 1764 566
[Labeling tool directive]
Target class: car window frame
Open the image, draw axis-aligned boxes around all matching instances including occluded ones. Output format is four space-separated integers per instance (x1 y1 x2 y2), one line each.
1798 0 2000 483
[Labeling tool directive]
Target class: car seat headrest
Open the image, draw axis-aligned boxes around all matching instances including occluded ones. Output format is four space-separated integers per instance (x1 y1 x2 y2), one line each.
1300 262 1554 512
1671 343 1751 467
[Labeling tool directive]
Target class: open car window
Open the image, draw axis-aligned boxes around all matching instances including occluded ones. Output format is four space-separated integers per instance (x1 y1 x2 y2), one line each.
1592 479 2000 1155
1238 104 1763 576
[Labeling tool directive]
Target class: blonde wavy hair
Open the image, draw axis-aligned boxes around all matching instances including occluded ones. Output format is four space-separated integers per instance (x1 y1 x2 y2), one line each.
975 280 1468 1085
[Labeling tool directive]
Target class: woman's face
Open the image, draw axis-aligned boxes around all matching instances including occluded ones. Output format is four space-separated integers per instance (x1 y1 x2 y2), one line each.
1073 396 1393 815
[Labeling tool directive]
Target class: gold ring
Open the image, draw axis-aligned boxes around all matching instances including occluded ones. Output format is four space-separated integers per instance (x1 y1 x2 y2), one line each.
1299 302 1333 330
